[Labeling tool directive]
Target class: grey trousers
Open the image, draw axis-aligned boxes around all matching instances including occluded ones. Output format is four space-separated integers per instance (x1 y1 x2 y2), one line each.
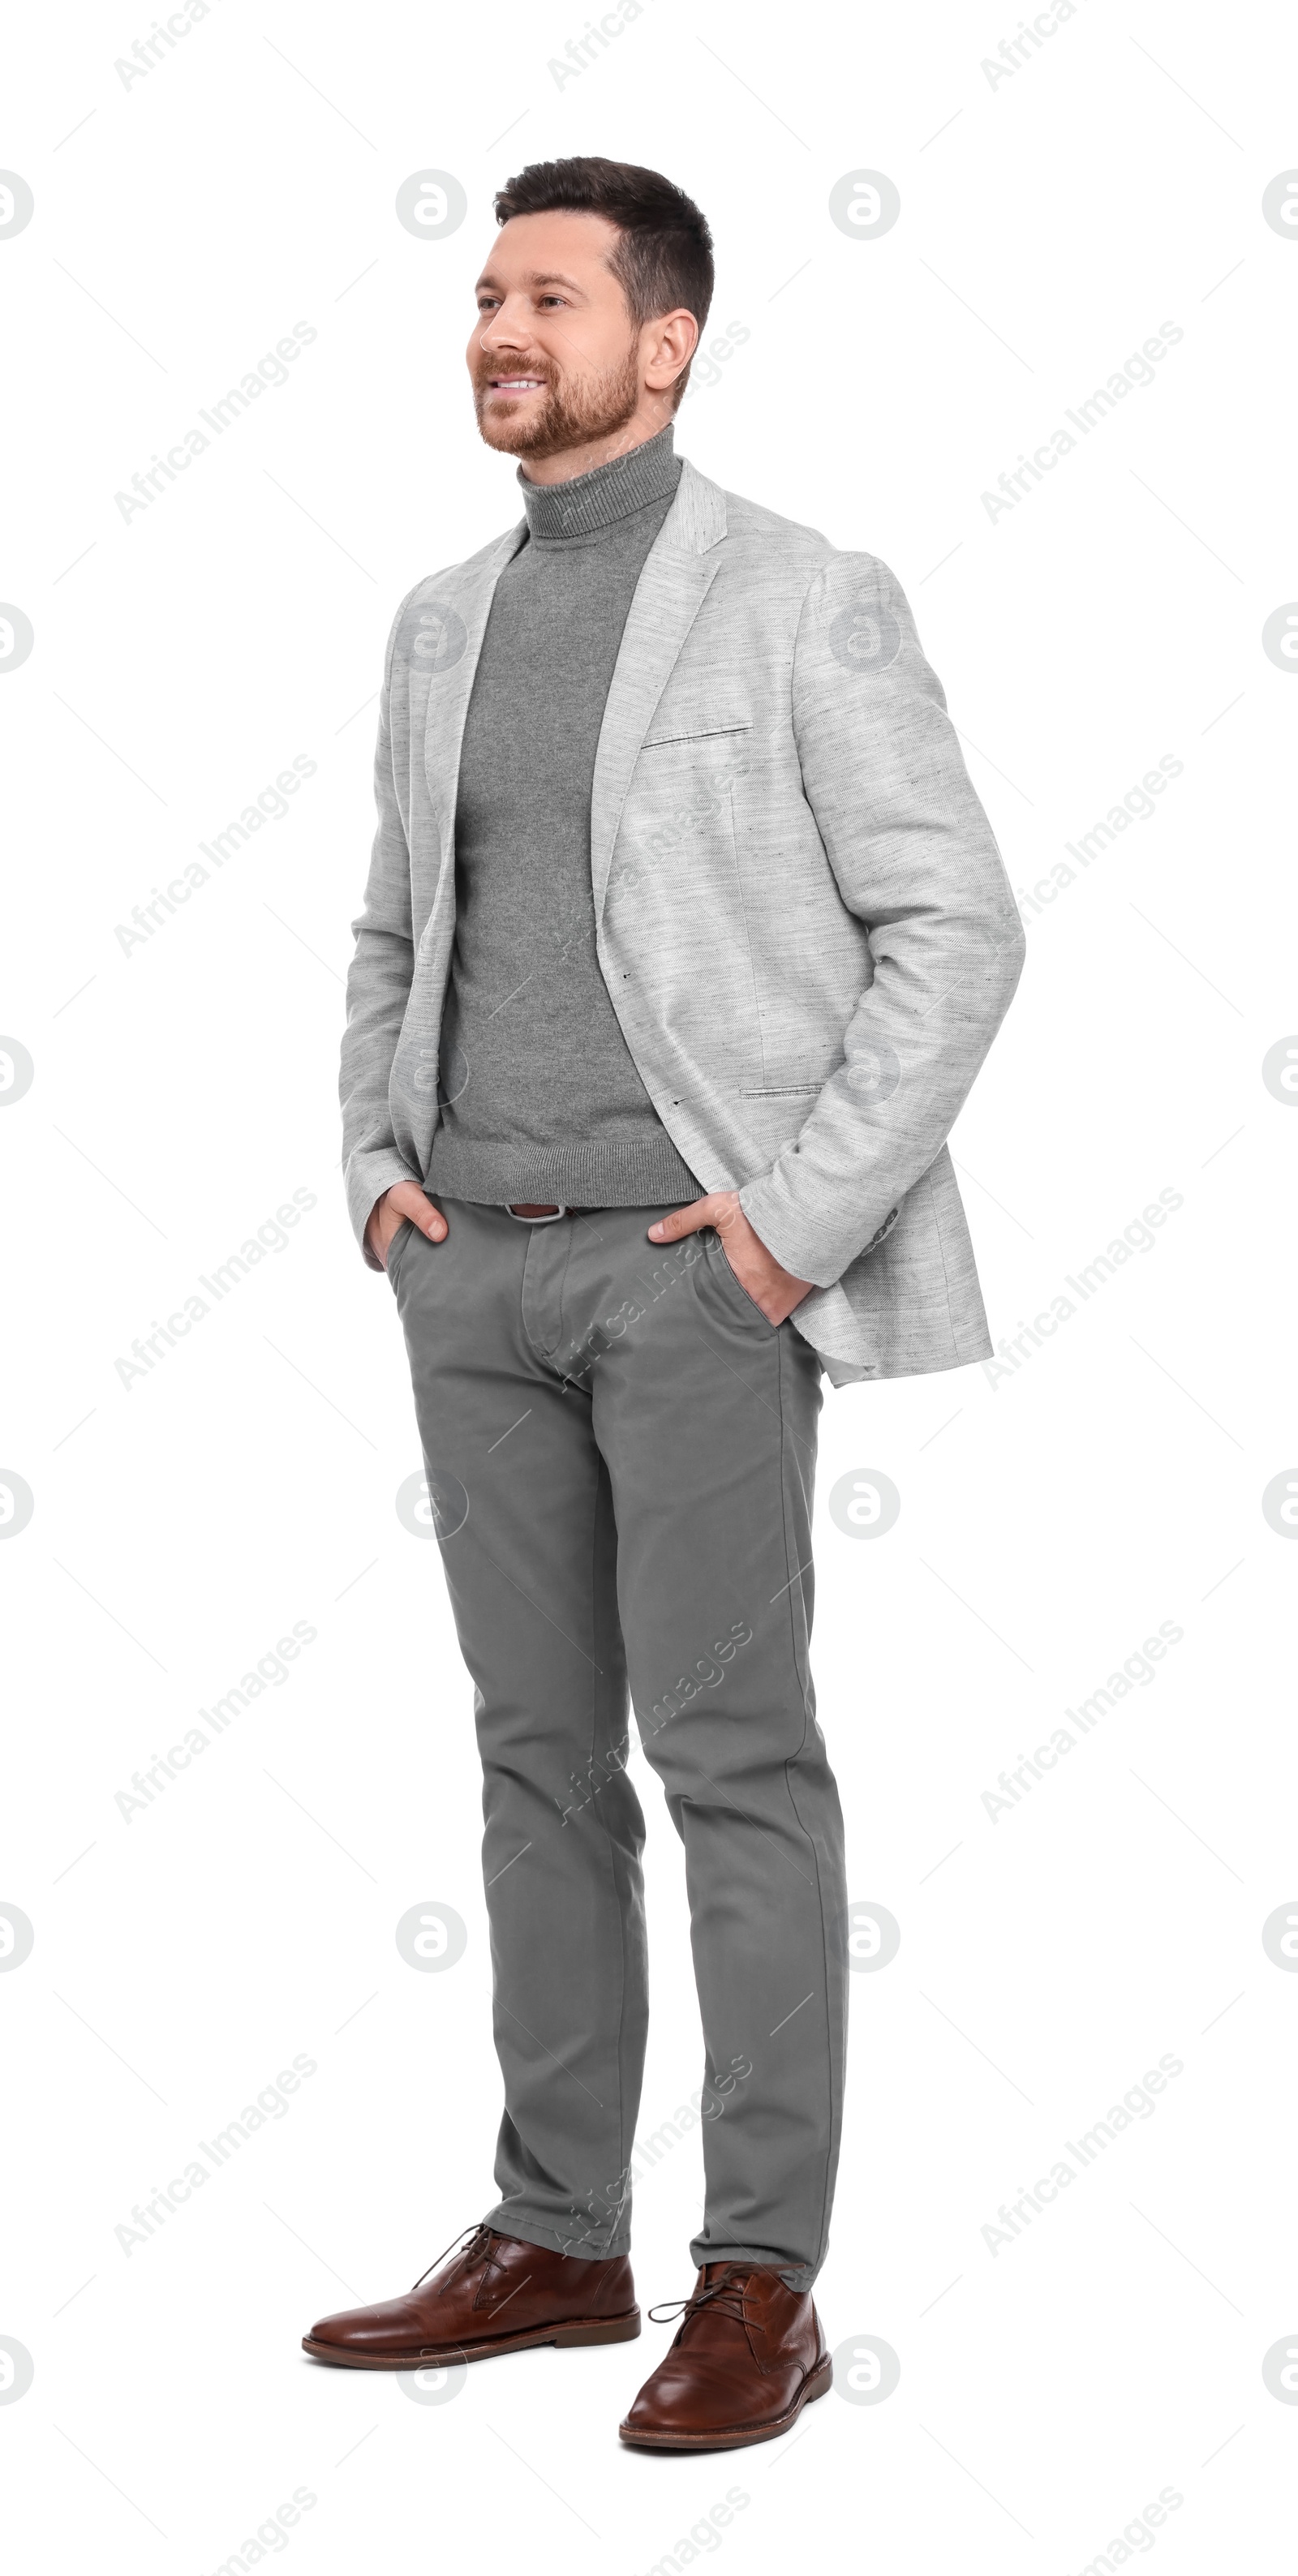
388 1199 847 2291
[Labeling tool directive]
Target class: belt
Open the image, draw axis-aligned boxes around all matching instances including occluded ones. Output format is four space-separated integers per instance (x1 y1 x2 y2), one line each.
504 1203 595 1224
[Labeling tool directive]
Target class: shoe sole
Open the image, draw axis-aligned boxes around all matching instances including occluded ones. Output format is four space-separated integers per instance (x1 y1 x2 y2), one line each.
302 2307 641 2369
618 2351 835 2451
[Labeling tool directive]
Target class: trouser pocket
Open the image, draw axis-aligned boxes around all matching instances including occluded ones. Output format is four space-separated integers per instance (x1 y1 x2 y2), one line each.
385 1218 415 1289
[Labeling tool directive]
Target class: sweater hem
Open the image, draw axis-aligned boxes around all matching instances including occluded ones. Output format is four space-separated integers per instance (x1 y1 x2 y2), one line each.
426 1133 702 1207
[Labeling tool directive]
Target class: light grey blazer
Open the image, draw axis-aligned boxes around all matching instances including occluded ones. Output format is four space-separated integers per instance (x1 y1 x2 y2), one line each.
339 457 1025 1384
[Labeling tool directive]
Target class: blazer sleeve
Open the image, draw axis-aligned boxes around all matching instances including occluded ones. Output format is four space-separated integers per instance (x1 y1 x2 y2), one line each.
737 552 1026 1288
338 586 426 1267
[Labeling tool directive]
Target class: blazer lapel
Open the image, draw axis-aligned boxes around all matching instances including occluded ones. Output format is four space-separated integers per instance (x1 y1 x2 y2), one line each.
590 460 729 925
420 521 527 865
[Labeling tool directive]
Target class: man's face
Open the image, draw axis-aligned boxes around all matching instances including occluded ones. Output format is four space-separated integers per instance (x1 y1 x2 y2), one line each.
467 209 644 462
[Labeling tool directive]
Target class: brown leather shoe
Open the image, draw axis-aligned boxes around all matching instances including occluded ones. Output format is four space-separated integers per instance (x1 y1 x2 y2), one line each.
619 2263 832 2450
303 2224 639 2369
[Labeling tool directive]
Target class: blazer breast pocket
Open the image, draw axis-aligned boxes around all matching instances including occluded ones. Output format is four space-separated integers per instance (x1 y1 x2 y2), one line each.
639 719 753 749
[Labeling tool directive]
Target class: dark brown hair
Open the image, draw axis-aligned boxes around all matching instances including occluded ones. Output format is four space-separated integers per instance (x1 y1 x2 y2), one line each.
494 156 714 405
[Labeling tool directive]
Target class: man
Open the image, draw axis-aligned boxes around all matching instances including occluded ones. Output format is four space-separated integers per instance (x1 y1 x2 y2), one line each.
309 157 1024 2449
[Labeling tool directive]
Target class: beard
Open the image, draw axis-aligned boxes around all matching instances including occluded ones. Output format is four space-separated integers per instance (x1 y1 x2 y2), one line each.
471 338 642 462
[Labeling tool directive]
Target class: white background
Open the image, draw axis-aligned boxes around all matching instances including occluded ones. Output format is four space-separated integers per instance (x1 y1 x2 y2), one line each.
2 1 1296 2569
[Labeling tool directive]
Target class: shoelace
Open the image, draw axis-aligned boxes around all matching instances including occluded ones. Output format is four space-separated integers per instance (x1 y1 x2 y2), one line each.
409 2221 498 2294
647 2266 753 2333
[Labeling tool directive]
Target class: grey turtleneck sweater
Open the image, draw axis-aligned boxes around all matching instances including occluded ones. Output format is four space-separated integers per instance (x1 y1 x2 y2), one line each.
426 423 701 1209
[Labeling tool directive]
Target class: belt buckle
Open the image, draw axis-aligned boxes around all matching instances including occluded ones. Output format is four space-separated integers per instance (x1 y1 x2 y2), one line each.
505 1203 568 1224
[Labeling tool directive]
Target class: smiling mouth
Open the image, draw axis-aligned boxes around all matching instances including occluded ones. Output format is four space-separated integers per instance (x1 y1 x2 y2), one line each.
488 376 545 394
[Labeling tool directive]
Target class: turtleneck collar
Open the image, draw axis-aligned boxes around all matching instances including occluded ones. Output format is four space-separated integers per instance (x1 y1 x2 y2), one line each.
517 423 681 542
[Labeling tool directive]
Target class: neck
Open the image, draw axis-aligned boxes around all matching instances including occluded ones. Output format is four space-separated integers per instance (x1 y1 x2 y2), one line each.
517 423 680 541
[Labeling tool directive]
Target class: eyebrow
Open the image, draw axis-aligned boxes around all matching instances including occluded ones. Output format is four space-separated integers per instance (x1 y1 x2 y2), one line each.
474 268 590 296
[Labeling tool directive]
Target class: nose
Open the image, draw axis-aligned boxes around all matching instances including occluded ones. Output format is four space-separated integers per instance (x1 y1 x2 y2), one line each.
479 297 533 350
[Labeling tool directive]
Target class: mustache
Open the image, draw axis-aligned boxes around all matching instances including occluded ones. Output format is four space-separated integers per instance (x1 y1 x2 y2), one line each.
475 356 556 389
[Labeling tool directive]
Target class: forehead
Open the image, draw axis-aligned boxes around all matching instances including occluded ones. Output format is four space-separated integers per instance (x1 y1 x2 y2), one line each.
475 207 623 293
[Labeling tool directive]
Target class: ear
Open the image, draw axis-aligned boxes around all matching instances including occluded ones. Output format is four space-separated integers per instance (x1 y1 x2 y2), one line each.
643 306 700 393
